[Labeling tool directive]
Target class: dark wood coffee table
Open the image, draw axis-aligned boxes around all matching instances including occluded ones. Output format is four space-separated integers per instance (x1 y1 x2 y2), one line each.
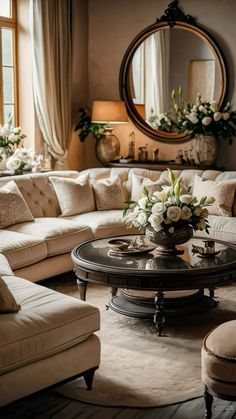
71 235 236 335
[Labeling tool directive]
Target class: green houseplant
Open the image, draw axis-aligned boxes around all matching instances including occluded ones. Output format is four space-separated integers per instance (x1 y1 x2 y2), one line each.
74 107 108 142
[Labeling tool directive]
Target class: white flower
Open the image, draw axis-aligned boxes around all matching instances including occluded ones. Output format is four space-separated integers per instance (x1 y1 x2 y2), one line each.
213 112 222 121
210 101 219 112
202 116 212 126
188 112 198 124
138 197 149 209
179 194 193 205
166 206 182 222
222 112 230 120
6 156 21 171
136 210 148 225
148 213 163 232
151 202 164 215
13 127 22 134
199 105 207 114
181 206 192 220
192 105 198 112
153 188 169 202
1 124 10 136
8 133 18 143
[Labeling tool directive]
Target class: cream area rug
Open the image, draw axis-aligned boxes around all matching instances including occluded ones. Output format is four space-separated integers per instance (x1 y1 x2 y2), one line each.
46 277 236 408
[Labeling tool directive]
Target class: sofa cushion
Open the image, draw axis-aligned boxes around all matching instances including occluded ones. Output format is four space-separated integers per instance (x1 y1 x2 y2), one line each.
0 275 100 374
194 215 236 243
0 181 34 228
0 230 47 270
0 277 21 313
7 218 94 257
65 210 139 238
193 175 236 216
92 175 125 210
50 174 95 216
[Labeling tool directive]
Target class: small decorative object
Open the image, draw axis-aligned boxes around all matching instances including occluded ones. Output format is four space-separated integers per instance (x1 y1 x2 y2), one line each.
192 241 220 258
107 239 131 252
152 147 159 162
123 168 215 255
138 144 148 161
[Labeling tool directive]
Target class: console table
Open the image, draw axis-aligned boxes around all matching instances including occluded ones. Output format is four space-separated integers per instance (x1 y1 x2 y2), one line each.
108 161 216 171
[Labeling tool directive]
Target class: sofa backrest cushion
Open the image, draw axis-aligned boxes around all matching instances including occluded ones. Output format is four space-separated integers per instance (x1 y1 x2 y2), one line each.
0 180 34 228
0 171 79 217
50 174 95 216
92 175 125 210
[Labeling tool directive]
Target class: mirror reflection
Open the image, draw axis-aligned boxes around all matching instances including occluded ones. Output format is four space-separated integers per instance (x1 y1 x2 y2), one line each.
129 26 223 132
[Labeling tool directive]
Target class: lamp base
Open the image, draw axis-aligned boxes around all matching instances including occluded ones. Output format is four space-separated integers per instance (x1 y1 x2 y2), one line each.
95 128 120 165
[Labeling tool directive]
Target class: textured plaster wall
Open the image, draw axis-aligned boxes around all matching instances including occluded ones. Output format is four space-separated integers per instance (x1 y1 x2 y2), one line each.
75 0 236 170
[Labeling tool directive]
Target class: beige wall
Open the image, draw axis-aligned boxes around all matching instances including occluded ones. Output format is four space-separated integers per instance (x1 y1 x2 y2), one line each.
82 0 236 170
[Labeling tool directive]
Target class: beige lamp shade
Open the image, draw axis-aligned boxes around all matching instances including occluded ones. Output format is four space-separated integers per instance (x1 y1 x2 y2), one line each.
91 100 129 124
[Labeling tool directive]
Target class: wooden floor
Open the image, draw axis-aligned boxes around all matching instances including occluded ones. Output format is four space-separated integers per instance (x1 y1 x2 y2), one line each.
1 390 235 418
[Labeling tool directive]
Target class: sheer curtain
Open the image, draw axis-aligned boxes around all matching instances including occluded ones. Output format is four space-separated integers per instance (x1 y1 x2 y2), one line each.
132 30 170 121
30 0 73 169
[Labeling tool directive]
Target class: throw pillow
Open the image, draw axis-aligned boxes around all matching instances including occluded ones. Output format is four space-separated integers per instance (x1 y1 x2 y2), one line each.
92 175 125 210
0 181 34 228
0 277 21 313
131 173 168 201
50 174 95 216
192 175 236 216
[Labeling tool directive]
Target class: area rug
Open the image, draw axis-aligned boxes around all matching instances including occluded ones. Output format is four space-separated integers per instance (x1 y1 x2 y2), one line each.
46 277 236 407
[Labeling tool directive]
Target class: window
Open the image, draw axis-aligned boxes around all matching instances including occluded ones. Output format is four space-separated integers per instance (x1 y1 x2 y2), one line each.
0 0 17 125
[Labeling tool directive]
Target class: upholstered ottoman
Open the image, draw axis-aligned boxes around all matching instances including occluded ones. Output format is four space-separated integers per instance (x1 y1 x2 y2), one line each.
0 255 100 406
201 320 236 418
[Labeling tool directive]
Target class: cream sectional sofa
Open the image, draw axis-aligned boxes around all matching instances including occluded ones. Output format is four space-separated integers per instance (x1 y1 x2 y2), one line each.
0 167 236 282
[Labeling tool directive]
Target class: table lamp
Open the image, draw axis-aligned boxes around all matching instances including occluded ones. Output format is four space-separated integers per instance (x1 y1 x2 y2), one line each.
91 100 128 164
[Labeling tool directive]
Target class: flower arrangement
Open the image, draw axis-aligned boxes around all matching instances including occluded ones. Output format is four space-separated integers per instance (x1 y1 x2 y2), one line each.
123 169 214 235
6 148 43 173
0 120 26 161
74 107 109 142
148 87 236 143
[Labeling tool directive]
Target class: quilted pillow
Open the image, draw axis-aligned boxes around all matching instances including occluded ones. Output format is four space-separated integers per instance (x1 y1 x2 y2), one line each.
50 174 95 216
0 180 34 228
0 277 21 313
92 175 125 210
192 175 236 216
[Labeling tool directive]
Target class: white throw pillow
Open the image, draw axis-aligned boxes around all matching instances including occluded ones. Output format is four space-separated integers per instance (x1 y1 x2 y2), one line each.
92 175 125 210
131 173 168 201
0 180 34 228
192 175 236 216
50 174 95 216
0 277 21 313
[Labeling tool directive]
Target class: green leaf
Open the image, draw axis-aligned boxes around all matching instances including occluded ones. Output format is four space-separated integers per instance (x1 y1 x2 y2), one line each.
167 168 175 185
199 196 207 205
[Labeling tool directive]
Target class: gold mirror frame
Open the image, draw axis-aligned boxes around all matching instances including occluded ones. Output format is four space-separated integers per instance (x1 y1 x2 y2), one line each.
119 0 227 143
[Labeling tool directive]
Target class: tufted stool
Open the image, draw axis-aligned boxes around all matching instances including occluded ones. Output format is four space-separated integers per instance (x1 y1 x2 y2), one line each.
201 320 236 418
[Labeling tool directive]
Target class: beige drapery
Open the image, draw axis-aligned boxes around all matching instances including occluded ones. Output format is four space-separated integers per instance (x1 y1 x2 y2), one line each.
30 0 72 169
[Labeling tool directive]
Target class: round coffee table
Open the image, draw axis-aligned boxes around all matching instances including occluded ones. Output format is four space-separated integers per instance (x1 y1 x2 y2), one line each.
71 235 236 335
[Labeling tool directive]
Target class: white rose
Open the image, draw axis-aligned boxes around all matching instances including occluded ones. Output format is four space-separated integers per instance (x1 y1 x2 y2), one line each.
8 133 17 143
136 211 148 225
166 206 182 222
179 194 193 205
222 112 230 120
202 116 212 126
138 197 149 209
6 156 21 171
188 112 198 124
181 206 192 220
199 105 207 114
213 112 222 121
210 101 219 112
148 213 163 232
13 127 22 134
151 202 164 215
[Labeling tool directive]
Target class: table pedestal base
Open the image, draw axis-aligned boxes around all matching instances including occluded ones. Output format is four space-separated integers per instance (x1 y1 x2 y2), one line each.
109 289 217 336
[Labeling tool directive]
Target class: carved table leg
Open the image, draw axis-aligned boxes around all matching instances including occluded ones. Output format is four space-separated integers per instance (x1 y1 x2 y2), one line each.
204 385 213 418
77 278 87 301
154 290 165 336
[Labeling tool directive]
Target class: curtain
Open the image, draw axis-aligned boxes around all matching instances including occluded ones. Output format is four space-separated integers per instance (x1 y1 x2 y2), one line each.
30 0 73 169
132 30 170 121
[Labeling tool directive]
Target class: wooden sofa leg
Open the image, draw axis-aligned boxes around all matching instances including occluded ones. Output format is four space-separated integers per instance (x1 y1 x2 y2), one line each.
204 385 213 418
83 367 97 390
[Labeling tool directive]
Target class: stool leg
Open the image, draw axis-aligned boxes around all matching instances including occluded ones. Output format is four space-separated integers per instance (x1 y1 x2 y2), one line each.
204 385 213 418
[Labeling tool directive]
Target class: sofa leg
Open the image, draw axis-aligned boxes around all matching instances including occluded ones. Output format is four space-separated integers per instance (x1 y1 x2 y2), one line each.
83 367 97 390
204 385 213 418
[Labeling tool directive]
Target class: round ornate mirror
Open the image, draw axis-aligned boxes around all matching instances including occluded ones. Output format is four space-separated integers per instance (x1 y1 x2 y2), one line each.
119 0 227 143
